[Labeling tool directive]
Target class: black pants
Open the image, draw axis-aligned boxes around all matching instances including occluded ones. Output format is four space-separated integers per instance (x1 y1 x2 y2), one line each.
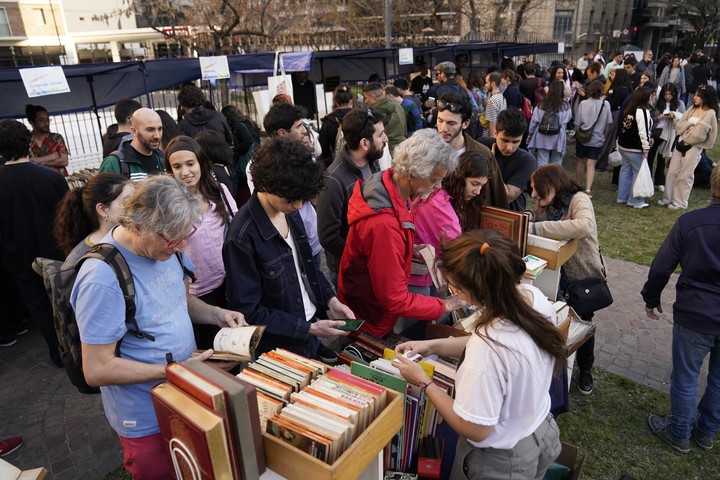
0 269 28 336
647 138 667 186
13 273 60 362
560 270 595 373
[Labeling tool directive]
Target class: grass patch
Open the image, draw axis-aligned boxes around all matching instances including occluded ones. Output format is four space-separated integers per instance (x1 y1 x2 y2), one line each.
103 467 130 479
559 368 720 479
559 141 720 267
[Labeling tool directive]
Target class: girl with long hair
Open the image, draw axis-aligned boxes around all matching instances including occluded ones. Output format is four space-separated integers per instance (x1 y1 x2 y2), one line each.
442 150 493 231
530 164 605 395
658 56 686 98
617 86 654 208
574 80 613 196
549 65 572 100
164 136 238 347
528 80 573 167
649 83 686 191
394 229 566 479
55 172 134 264
195 129 237 201
659 85 719 209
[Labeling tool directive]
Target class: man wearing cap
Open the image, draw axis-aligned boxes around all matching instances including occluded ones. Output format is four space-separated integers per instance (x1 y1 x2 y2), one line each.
425 61 470 109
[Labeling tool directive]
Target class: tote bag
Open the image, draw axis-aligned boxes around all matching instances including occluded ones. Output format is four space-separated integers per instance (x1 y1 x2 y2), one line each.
267 52 294 103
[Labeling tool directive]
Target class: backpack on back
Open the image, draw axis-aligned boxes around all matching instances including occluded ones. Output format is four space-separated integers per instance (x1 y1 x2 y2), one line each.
538 108 561 135
534 77 547 105
33 244 154 394
521 96 533 121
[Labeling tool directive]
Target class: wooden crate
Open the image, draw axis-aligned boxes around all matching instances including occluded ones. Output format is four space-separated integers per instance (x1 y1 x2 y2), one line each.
263 389 403 480
526 238 578 270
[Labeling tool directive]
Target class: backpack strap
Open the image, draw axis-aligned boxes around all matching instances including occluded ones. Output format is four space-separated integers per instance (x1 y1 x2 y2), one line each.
176 252 196 284
109 134 133 179
81 244 155 356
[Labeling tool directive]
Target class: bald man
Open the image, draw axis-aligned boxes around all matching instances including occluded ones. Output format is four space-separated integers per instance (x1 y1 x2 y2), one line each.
99 108 164 181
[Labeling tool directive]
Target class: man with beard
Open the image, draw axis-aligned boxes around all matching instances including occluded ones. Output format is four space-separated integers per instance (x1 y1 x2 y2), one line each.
26 104 69 176
435 92 509 209
99 108 164 181
316 108 387 287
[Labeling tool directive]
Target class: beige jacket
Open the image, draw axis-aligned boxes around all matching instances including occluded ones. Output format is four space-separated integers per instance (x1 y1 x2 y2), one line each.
531 192 605 282
678 107 718 151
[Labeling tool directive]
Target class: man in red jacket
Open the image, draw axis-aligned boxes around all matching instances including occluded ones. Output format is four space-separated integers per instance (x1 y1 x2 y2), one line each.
337 129 465 338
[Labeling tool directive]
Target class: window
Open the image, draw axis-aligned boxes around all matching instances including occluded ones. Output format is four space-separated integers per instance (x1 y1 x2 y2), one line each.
553 11 573 40
33 8 46 25
0 8 11 37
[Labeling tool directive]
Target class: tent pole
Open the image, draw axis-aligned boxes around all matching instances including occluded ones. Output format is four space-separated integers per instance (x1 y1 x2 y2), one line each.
85 75 104 140
139 60 153 108
242 73 250 117
319 58 328 116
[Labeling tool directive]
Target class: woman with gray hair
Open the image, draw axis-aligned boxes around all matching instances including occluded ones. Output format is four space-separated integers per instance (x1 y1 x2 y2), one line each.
338 129 465 339
70 175 245 479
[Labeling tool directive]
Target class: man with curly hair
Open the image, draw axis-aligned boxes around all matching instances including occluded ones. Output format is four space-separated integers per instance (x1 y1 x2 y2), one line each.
223 137 355 360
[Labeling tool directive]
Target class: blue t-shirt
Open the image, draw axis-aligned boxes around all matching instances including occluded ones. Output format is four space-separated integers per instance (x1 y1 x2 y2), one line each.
70 229 196 438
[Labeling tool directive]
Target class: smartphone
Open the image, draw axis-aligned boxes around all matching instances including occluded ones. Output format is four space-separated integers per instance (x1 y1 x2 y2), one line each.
336 319 365 331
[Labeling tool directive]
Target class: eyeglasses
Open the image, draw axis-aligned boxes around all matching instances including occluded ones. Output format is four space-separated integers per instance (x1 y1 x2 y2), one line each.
360 108 376 131
158 226 197 249
436 99 464 113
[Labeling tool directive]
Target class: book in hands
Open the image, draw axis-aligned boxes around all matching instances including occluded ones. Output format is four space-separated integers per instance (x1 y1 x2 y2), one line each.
208 325 265 362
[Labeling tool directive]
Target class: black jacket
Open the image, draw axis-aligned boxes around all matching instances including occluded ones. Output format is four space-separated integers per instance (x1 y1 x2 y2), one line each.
318 107 352 169
179 107 234 146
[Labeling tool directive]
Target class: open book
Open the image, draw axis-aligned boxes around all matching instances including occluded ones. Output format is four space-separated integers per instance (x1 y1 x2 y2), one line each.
208 325 265 362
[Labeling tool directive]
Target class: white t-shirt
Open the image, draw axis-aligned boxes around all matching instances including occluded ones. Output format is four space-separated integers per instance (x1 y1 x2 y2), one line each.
518 283 559 325
453 287 556 449
284 227 317 322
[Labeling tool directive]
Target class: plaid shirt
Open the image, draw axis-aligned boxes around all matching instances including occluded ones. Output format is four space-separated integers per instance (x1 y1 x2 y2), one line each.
30 132 69 176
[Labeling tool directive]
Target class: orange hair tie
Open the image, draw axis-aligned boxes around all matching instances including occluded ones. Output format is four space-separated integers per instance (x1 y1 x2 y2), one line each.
480 242 490 255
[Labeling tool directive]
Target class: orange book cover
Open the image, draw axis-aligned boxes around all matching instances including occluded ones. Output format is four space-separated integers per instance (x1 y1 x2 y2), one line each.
151 382 233 480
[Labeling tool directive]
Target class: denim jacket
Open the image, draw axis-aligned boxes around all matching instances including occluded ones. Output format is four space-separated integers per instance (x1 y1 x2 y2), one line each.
223 193 335 358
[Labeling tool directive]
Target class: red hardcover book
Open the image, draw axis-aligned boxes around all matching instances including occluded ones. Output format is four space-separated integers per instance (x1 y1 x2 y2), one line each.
150 382 233 480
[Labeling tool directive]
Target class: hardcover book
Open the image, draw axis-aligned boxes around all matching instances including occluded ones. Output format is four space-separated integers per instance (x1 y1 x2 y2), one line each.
150 382 233 480
209 326 265 362
480 205 530 256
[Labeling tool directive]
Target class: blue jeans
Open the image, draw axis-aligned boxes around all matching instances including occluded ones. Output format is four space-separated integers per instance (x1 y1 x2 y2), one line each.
670 323 720 439
535 148 564 168
617 149 646 206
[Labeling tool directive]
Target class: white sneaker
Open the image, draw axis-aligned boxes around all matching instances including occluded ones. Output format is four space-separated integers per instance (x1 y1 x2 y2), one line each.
632 203 649 209
657 199 669 206
658 185 665 192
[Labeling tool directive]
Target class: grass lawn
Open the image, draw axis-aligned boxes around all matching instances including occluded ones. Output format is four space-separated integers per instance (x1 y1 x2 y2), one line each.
559 368 720 480
563 142 720 267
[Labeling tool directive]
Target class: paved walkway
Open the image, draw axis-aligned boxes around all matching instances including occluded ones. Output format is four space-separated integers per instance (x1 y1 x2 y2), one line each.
0 257 704 478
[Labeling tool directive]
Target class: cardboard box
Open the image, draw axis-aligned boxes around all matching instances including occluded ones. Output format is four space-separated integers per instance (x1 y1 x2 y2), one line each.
558 307 596 357
555 442 585 480
527 238 578 270
263 388 403 480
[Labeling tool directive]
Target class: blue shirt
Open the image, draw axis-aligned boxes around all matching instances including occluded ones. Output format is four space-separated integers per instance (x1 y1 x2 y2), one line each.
70 229 196 438
642 200 720 335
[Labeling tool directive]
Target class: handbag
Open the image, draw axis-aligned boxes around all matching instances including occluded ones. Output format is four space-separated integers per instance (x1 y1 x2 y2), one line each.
563 251 613 316
575 103 605 144
608 142 623 167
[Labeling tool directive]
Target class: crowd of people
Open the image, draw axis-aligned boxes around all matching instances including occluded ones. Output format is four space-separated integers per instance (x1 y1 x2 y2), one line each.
1 49 719 479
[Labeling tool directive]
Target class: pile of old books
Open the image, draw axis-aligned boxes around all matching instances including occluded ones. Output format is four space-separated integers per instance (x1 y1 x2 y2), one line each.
523 254 548 280
65 168 98 189
240 349 388 465
151 360 266 480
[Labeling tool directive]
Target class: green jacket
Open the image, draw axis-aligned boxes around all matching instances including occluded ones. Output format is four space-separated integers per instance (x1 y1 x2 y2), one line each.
373 96 407 154
99 142 164 181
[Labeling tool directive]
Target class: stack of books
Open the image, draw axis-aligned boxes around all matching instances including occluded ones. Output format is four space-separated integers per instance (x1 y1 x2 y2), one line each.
480 206 530 256
239 350 386 465
523 254 548 280
151 360 266 480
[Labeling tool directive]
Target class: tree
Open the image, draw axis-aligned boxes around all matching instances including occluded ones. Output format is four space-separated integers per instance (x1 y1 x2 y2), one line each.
667 0 720 51
459 0 541 41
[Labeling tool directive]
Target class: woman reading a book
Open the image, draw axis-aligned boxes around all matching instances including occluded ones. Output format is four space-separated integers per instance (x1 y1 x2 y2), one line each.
164 135 238 349
530 164 604 395
223 137 354 361
394 229 565 479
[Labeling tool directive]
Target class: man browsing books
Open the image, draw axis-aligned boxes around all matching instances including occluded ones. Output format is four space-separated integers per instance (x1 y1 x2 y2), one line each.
70 176 245 479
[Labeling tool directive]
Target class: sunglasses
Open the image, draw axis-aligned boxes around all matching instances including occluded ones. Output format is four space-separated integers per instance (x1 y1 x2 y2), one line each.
158 226 198 249
436 99 464 113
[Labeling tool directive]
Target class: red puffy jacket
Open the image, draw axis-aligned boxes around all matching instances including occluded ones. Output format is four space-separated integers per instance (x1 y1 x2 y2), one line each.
338 169 445 338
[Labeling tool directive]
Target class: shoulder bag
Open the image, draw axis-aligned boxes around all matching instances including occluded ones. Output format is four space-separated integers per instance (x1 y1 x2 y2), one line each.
575 102 605 145
563 249 613 317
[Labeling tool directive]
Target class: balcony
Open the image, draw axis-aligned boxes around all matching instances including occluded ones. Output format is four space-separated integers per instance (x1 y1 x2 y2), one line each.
643 16 681 28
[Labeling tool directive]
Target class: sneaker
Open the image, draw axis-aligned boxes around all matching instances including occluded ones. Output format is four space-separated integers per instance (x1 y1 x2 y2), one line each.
0 335 17 347
649 414 690 453
692 428 714 450
667 204 684 211
578 370 593 395
0 436 23 457
657 199 670 206
9 324 27 336
316 344 338 364
631 203 649 209
658 185 665 192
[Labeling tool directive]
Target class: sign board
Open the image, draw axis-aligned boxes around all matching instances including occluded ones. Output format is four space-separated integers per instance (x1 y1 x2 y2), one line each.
613 30 621 38
557 42 565 54
200 56 230 80
398 48 414 65
19 66 70 98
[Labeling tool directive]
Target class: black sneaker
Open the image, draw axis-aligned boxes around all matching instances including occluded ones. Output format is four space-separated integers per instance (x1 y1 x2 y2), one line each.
649 414 690 453
0 335 17 347
692 427 714 450
578 370 593 395
316 344 338 364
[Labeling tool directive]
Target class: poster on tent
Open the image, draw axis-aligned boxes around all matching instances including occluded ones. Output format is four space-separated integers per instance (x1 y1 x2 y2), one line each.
19 66 70 98
199 56 230 80
398 48 414 65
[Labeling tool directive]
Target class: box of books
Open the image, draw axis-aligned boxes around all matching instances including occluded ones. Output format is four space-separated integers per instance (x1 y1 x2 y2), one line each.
262 387 403 480
526 236 578 270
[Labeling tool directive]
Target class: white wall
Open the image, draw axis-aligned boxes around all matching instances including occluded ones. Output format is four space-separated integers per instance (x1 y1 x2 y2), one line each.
61 0 137 33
